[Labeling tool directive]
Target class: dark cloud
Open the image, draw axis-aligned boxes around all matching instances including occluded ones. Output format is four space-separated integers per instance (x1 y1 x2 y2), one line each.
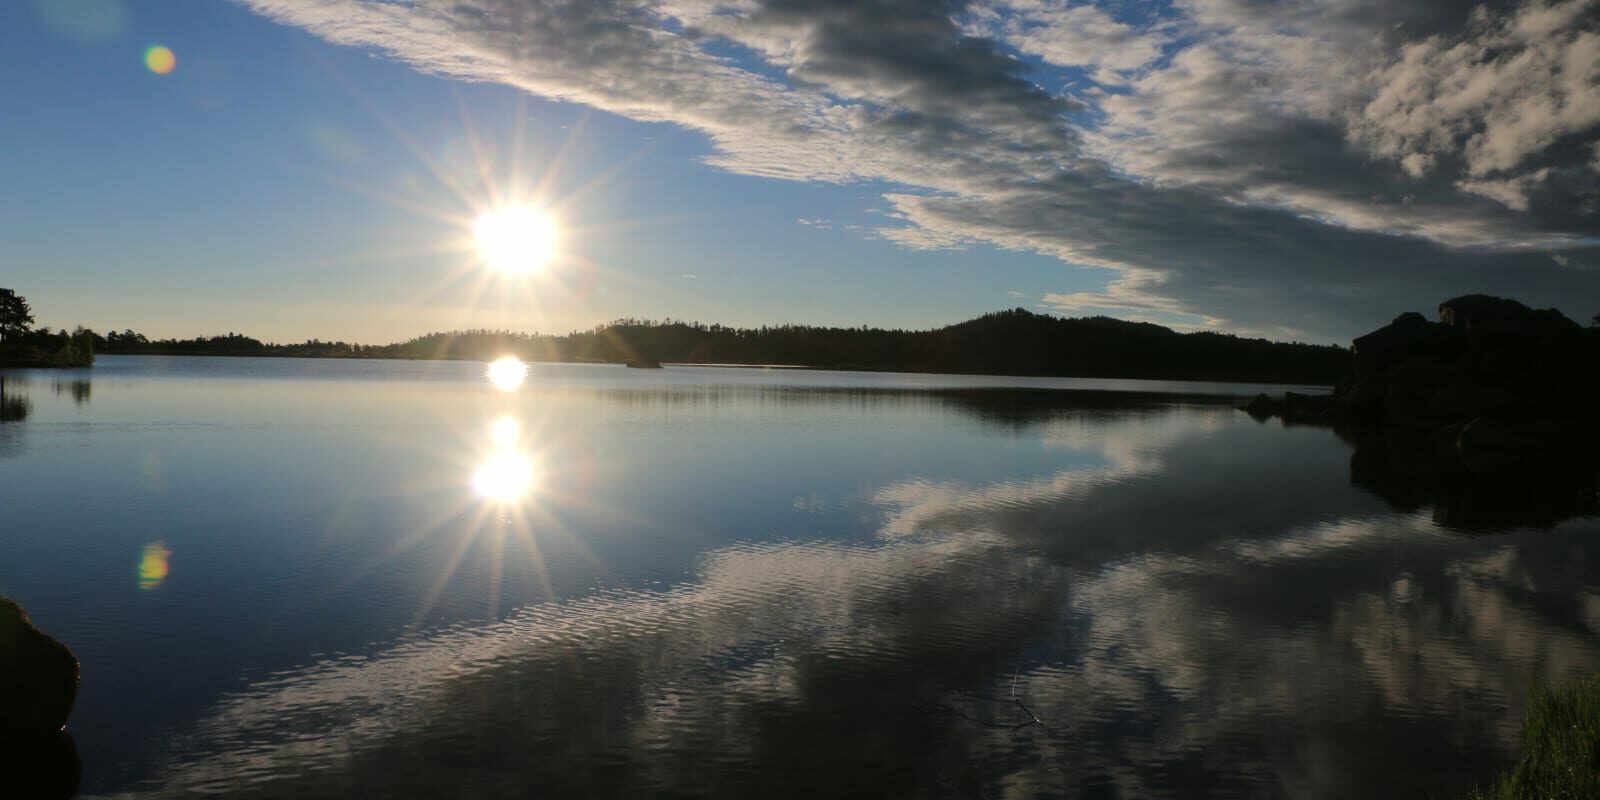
245 0 1600 339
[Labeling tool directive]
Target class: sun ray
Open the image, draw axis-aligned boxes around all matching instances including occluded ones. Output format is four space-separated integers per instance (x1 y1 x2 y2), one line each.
268 158 474 229
546 129 675 218
484 524 506 621
232 236 473 280
409 505 498 627
531 110 591 206
451 85 504 210
313 55 490 213
508 93 530 205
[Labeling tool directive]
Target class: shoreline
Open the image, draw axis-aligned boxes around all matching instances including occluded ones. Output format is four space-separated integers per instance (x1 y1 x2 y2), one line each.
71 351 1338 390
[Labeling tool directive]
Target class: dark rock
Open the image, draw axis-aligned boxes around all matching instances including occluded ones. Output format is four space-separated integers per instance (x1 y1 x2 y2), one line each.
0 731 81 799
1278 391 1338 425
0 599 79 742
1427 383 1509 421
1454 418 1558 475
1477 346 1525 378
1439 294 1580 338
1341 378 1385 418
1381 381 1433 430
1351 311 1460 378
1242 393 1278 420
1431 423 1465 455
1456 417 1540 450
1282 391 1320 408
1251 295 1598 483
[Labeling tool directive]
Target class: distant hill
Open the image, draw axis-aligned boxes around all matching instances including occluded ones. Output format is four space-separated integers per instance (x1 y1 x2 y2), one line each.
97 308 1350 385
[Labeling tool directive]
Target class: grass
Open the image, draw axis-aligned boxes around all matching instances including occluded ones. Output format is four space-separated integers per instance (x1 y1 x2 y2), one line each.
1467 675 1600 799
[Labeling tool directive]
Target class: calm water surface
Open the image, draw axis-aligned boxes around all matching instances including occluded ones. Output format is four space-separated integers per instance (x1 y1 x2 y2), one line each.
1 356 1597 798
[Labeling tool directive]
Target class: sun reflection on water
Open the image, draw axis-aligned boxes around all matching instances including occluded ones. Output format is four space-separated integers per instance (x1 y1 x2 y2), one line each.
486 357 528 391
474 450 536 501
490 416 520 447
473 414 537 503
394 367 611 625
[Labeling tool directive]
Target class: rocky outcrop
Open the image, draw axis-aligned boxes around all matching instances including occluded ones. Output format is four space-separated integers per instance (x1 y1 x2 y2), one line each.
1241 296 1600 475
0 598 79 742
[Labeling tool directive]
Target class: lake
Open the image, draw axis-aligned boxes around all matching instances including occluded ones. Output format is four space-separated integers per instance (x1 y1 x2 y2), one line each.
2 355 1597 798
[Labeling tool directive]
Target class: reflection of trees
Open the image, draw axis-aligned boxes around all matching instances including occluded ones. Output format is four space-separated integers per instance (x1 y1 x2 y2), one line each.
0 377 27 461
51 380 90 406
564 383 1238 430
0 376 28 423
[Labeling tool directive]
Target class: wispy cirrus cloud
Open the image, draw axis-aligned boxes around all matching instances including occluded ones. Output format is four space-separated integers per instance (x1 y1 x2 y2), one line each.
242 0 1600 339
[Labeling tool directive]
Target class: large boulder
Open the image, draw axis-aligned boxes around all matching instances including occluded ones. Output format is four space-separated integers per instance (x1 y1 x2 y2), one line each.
1438 294 1580 339
1350 311 1460 378
1242 393 1278 420
0 598 79 741
1245 296 1599 484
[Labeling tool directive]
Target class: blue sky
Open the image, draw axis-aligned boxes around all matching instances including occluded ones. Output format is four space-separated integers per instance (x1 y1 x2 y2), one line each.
1 1 1085 343
3 0 1597 344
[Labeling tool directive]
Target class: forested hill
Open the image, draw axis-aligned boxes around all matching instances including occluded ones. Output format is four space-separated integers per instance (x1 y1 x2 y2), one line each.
100 308 1351 384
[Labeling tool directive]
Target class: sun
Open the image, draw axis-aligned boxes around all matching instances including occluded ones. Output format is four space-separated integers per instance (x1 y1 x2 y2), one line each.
474 206 557 274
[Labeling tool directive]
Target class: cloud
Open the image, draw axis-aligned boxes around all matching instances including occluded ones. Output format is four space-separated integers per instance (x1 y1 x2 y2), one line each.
1356 0 1600 181
243 0 1600 339
968 0 1171 79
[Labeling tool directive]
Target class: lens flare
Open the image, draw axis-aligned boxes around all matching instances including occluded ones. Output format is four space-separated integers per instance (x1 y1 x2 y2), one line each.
474 207 557 273
473 451 536 501
138 540 172 590
144 44 176 75
486 357 528 391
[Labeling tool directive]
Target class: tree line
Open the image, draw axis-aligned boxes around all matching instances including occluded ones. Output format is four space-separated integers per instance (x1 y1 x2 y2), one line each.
80 308 1352 384
4 285 1365 382
0 289 94 367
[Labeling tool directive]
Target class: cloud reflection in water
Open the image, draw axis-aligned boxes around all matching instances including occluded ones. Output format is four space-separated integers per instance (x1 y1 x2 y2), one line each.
81 393 1600 799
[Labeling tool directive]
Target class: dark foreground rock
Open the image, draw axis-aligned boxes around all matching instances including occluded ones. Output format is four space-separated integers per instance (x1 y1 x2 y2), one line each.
0 598 79 742
0 731 81 799
1240 296 1600 476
